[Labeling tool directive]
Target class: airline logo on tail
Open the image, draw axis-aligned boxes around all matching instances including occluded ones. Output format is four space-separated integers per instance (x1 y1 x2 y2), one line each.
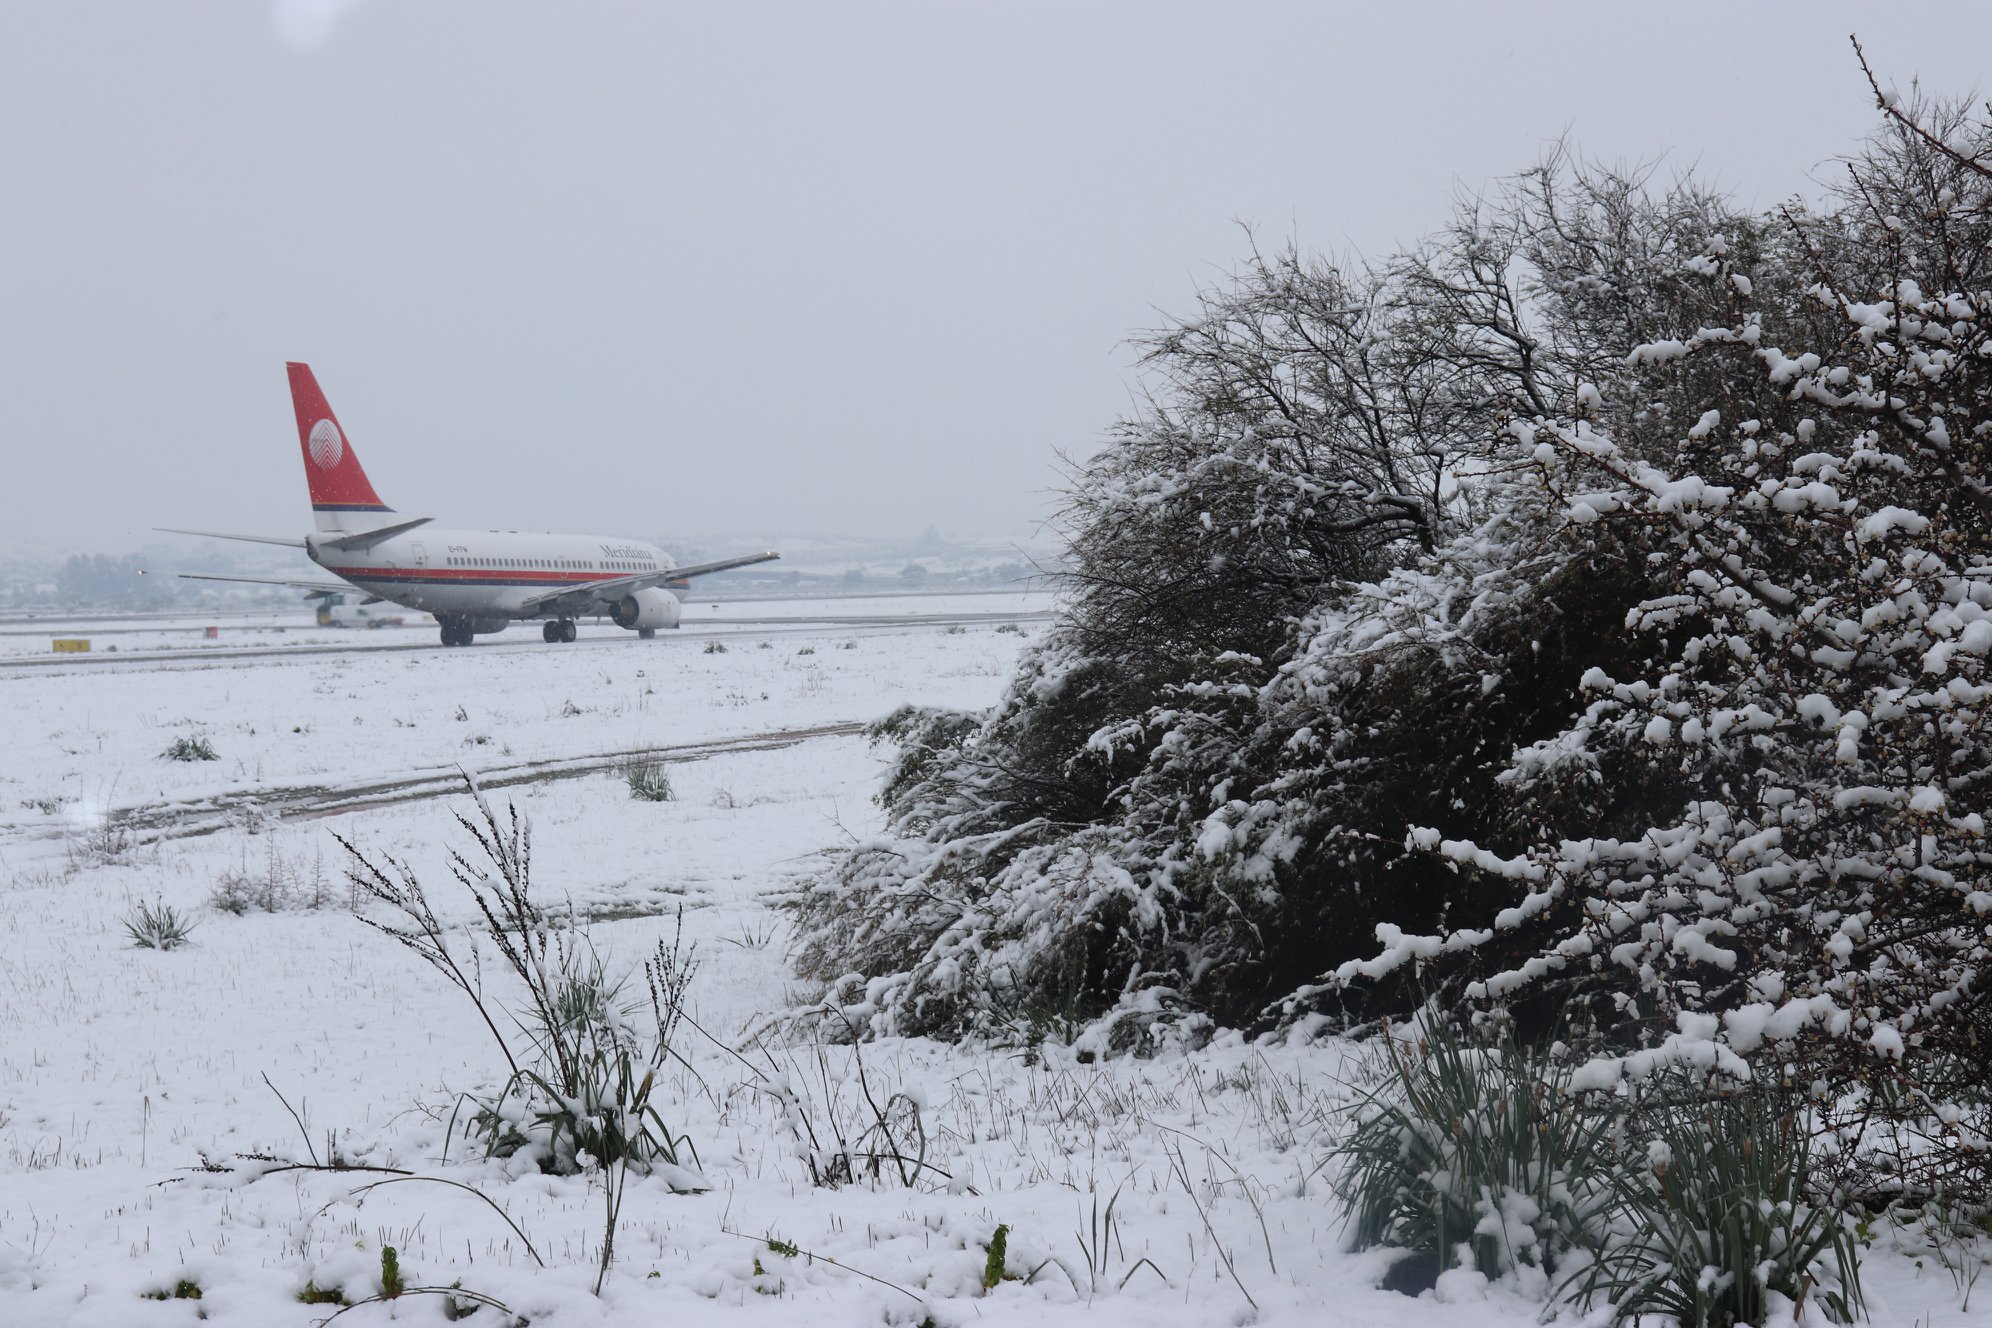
307 419 344 469
288 361 393 529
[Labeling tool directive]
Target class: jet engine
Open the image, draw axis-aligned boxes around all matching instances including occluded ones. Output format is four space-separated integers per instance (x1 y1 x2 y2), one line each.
610 586 682 631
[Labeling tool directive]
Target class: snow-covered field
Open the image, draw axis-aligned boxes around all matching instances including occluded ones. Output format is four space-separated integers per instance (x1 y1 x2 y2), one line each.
0 600 1977 1326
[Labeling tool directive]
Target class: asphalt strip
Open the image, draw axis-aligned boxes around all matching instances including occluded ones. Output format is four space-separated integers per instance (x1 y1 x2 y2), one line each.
0 611 1053 672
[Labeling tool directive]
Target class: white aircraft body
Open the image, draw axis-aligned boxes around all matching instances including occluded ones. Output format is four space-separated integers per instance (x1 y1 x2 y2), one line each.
173 363 777 646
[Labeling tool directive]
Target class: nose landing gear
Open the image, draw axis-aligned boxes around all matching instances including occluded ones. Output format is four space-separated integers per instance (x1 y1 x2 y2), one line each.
542 619 578 644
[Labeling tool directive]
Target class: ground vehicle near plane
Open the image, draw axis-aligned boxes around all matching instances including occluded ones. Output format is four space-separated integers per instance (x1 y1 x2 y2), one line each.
172 363 777 646
314 592 404 629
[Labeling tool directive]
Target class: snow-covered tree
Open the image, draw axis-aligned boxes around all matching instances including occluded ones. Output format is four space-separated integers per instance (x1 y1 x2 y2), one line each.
1323 71 1992 1201
787 159 1754 1048
791 63 1992 1203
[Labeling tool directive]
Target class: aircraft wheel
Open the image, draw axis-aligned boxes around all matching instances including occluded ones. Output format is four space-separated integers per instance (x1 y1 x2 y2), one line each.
439 618 467 647
560 620 578 644
542 621 562 644
638 628 656 640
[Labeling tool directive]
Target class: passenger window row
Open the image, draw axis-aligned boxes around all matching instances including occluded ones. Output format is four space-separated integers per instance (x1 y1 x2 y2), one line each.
438 556 659 572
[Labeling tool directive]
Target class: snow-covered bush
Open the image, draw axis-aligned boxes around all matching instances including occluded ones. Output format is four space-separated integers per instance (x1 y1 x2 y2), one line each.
792 57 1992 1212
1322 78 1992 1203
787 157 1755 1047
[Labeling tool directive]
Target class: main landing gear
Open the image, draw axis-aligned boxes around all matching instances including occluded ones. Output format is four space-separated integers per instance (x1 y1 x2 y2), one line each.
439 616 474 648
542 619 578 644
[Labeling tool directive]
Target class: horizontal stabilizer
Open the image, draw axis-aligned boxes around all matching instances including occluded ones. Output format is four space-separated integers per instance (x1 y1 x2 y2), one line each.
156 527 306 548
318 516 434 552
177 572 358 599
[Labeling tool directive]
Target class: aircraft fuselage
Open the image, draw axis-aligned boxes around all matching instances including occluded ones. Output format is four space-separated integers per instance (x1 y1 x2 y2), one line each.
307 528 671 621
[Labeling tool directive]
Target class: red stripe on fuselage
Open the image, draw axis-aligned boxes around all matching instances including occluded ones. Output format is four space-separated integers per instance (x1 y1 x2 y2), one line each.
327 566 628 583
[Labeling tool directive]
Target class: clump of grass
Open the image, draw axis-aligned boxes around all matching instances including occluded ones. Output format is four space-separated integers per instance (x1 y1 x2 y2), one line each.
1891 1195 1992 1312
796 646 816 656
297 1281 347 1306
1333 1021 1614 1292
623 761 675 802
142 1279 202 1300
71 814 133 867
740 1010 937 1191
995 622 1024 635
341 782 704 1190
1069 1185 1167 1298
1336 1018 1869 1324
162 735 218 762
718 919 776 950
210 840 336 914
124 899 196 950
1566 1088 1865 1327
704 640 729 654
1004 991 1085 1066
944 624 966 636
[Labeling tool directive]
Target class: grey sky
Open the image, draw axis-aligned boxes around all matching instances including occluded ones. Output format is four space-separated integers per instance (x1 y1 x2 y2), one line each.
3 2 1988 551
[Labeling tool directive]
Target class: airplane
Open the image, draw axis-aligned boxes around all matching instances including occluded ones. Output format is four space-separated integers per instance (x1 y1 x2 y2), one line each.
168 363 778 646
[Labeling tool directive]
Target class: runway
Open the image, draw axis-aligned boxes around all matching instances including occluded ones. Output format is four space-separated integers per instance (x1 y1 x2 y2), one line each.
0 594 1055 672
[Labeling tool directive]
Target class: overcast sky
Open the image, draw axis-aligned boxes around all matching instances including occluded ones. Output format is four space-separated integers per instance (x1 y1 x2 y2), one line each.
3 2 1989 552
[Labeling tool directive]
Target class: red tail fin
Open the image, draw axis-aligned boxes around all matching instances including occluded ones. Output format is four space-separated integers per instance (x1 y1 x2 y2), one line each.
288 362 392 531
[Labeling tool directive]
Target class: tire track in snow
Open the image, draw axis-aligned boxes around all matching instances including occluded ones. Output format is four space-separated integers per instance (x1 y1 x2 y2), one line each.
13 720 867 846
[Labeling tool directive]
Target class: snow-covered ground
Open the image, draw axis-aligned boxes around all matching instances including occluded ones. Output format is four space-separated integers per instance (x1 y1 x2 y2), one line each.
0 600 1978 1326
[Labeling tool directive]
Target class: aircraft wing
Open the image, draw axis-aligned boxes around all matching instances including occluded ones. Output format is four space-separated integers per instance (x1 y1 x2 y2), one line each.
664 551 782 582
518 551 779 616
177 572 381 603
